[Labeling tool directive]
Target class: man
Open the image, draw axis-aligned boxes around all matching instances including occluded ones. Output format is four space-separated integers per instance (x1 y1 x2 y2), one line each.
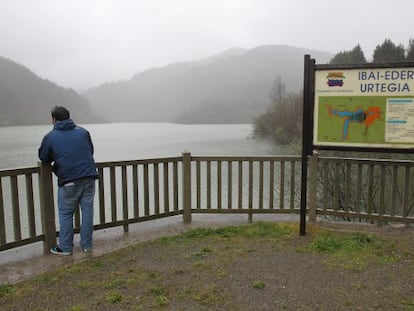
39 106 98 255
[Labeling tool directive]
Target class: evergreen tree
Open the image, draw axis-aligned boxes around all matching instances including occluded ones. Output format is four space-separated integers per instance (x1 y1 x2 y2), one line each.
329 45 367 64
350 45 367 63
373 39 405 62
329 51 348 64
406 38 414 60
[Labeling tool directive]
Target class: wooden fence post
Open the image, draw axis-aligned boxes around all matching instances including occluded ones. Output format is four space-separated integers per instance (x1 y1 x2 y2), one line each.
308 152 318 222
38 162 56 253
182 152 192 223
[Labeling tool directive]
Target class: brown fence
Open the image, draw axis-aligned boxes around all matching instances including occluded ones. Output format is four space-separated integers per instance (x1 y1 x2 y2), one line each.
308 154 414 224
0 152 413 254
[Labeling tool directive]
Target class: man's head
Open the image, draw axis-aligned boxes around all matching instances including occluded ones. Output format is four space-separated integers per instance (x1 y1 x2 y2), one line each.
51 106 70 122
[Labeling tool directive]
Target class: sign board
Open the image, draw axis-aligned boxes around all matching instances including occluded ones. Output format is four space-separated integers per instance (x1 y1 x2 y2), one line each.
300 56 414 236
313 66 414 150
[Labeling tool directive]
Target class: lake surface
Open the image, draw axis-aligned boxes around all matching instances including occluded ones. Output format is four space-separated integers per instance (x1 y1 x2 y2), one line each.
0 122 287 169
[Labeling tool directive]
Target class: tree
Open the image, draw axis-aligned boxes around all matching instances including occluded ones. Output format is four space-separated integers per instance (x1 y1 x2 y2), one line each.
329 45 367 64
271 76 286 103
406 38 414 60
254 78 302 145
373 39 405 63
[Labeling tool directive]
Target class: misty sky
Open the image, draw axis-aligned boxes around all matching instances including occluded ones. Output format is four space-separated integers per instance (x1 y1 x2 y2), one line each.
1 0 413 90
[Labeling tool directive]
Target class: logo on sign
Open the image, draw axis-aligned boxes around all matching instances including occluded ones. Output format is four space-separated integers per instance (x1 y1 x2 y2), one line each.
327 72 345 87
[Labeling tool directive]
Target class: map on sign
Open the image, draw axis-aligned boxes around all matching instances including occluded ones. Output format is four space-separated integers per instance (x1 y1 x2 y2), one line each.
317 96 384 144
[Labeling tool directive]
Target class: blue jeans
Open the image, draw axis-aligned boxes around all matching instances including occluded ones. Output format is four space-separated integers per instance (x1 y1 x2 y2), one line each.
57 178 96 252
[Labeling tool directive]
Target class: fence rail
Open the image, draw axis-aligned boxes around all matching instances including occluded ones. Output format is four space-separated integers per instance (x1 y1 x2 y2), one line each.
309 155 414 224
0 153 413 253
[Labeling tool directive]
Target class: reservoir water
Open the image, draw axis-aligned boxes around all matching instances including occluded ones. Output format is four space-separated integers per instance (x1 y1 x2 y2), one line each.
0 122 284 169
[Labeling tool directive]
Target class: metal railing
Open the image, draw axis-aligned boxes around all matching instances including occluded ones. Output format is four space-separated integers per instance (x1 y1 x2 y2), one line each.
0 152 413 253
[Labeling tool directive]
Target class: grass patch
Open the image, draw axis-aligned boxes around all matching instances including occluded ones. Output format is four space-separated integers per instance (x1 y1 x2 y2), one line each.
32 272 59 283
307 235 342 253
149 286 169 306
150 286 165 296
105 291 123 304
91 260 104 268
0 284 15 298
303 231 401 269
76 280 94 290
401 298 414 307
252 280 265 289
307 232 375 253
161 221 295 243
154 294 168 306
103 278 127 289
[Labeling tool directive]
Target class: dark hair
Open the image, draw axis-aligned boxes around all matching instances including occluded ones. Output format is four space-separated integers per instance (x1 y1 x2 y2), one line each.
51 106 70 121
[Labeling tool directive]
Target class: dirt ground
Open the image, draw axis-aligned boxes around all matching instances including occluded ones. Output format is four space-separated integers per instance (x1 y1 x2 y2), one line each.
1 216 414 310
0 214 265 284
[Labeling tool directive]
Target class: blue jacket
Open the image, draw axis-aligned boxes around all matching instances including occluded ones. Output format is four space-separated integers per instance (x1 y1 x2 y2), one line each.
38 119 98 186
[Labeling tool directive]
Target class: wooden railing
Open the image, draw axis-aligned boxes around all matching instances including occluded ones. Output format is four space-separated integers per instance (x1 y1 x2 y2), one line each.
0 166 43 250
0 152 413 253
308 154 414 224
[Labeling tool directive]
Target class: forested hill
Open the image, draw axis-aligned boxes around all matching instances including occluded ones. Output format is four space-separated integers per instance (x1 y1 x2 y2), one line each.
0 45 332 126
0 56 97 126
84 45 333 124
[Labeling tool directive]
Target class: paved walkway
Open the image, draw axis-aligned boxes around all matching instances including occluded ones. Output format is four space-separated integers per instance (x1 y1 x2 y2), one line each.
0 214 299 285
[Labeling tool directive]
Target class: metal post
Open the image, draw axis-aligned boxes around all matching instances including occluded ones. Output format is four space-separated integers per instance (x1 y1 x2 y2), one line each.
182 152 192 223
300 54 315 236
308 152 318 222
38 161 56 253
300 154 308 236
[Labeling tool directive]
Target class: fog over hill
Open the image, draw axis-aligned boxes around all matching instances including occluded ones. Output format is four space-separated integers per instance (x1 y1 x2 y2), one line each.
0 45 332 126
84 45 333 123
0 56 98 126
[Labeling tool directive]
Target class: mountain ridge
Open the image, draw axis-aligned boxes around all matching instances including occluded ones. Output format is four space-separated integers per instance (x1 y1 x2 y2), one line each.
83 45 333 123
0 56 98 126
0 45 333 126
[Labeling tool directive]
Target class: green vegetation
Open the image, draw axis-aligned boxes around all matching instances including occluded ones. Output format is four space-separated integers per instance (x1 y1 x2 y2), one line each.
159 221 295 242
252 280 266 289
0 284 15 298
150 286 169 306
105 292 123 304
407 39 414 60
0 222 413 310
103 278 127 289
330 38 413 64
373 39 406 63
254 77 302 145
303 231 401 270
330 44 367 64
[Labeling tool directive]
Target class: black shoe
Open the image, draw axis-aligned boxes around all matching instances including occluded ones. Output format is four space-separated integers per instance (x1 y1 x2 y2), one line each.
50 245 72 256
